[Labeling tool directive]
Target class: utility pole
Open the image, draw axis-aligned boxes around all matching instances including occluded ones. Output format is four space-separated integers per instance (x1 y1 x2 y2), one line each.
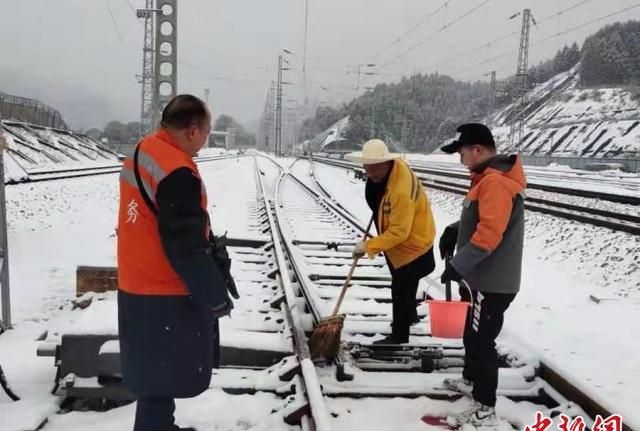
483 70 498 126
275 55 283 157
258 91 267 150
274 51 293 156
137 0 157 138
509 9 535 149
369 103 375 137
266 82 275 150
489 70 497 114
356 63 377 92
400 117 410 148
203 88 211 109
303 0 309 105
264 81 276 151
153 0 178 128
0 137 11 330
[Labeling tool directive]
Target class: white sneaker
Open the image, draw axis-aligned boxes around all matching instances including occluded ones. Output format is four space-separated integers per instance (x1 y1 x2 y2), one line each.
452 401 497 426
443 377 473 397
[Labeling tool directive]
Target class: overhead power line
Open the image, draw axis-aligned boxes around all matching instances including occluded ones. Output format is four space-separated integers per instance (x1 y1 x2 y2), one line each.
537 0 593 22
367 0 454 63
539 2 640 43
379 0 492 68
451 48 518 78
435 30 519 71
431 0 595 74
449 2 638 80
122 0 144 27
123 0 137 14
182 74 273 83
106 1 124 44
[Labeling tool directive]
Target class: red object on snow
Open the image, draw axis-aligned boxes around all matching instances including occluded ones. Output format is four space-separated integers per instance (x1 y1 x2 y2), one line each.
421 415 457 429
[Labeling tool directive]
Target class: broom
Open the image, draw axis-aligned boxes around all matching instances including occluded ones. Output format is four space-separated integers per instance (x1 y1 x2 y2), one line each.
309 215 375 359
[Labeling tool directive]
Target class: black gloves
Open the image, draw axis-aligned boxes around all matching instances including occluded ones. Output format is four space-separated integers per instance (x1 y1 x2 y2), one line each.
209 232 240 300
438 222 459 259
440 261 463 284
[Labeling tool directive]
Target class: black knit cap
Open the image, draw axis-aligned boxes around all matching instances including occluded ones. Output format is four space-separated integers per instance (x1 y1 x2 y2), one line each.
441 123 496 154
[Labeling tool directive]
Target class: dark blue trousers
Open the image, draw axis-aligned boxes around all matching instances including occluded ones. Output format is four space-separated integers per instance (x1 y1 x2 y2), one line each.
134 397 176 431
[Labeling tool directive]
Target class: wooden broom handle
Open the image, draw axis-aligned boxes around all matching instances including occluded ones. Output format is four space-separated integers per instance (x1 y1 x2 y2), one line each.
330 214 375 317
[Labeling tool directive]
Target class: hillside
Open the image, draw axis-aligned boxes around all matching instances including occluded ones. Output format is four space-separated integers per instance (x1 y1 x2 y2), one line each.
302 20 640 167
491 65 640 165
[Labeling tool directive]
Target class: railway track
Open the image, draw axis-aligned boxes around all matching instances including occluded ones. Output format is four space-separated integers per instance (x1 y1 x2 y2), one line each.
247 155 623 430
36 154 629 430
5 154 238 184
407 159 640 206
311 156 640 236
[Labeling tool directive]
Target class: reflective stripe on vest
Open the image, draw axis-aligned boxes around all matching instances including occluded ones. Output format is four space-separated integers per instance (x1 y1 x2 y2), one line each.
117 129 207 296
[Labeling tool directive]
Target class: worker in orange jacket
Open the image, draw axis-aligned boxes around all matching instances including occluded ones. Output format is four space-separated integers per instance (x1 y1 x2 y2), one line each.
346 139 436 344
118 95 235 431
438 123 526 427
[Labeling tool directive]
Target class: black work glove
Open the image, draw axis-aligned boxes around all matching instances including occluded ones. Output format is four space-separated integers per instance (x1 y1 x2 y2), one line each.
224 276 239 300
212 297 234 319
438 222 459 259
209 232 240 300
440 261 462 284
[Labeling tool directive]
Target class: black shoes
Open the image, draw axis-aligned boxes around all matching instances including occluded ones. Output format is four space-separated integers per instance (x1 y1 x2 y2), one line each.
372 334 409 345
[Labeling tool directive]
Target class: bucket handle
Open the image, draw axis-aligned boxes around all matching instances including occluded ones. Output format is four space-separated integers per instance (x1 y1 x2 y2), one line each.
423 279 474 309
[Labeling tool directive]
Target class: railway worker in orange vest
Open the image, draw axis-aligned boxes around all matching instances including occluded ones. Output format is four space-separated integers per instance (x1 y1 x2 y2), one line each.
438 123 526 426
346 139 436 344
117 94 235 431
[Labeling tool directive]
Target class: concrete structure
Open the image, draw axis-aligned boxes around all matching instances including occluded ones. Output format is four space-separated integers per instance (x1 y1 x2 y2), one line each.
136 0 157 137
153 0 178 128
0 138 10 329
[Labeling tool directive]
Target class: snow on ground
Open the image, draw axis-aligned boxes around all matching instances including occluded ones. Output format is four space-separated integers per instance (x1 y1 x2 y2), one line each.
1 172 120 430
312 160 640 429
0 156 292 431
41 390 298 431
4 174 119 321
326 397 522 431
1 154 638 430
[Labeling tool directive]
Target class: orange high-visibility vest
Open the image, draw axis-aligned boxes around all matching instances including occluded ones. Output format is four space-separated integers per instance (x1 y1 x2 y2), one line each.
117 129 208 296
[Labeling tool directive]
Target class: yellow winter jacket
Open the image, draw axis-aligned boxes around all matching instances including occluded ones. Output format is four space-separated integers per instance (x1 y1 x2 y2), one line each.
364 159 436 269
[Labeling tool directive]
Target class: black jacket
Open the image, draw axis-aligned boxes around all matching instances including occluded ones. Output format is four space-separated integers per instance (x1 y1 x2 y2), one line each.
157 167 229 309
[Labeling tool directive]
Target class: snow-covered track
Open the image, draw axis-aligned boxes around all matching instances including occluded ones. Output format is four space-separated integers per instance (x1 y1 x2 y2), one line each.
5 154 243 184
311 156 640 236
252 155 626 431
30 154 629 430
408 159 640 206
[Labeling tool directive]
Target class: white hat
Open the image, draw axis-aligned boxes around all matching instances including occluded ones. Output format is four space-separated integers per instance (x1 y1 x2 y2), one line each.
345 139 399 165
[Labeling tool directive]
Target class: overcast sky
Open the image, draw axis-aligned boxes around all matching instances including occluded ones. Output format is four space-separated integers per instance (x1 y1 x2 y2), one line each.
1 0 638 130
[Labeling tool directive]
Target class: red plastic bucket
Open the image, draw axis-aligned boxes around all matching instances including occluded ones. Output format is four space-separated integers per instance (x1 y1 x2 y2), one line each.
426 299 470 338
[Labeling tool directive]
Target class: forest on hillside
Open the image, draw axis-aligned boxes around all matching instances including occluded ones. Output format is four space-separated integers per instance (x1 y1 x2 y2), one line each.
301 20 640 152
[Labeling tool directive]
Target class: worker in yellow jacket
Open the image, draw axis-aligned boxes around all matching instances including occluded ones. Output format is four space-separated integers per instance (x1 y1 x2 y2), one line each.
346 139 436 344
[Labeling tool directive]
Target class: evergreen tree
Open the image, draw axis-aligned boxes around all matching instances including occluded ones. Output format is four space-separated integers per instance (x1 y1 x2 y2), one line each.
581 20 640 86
